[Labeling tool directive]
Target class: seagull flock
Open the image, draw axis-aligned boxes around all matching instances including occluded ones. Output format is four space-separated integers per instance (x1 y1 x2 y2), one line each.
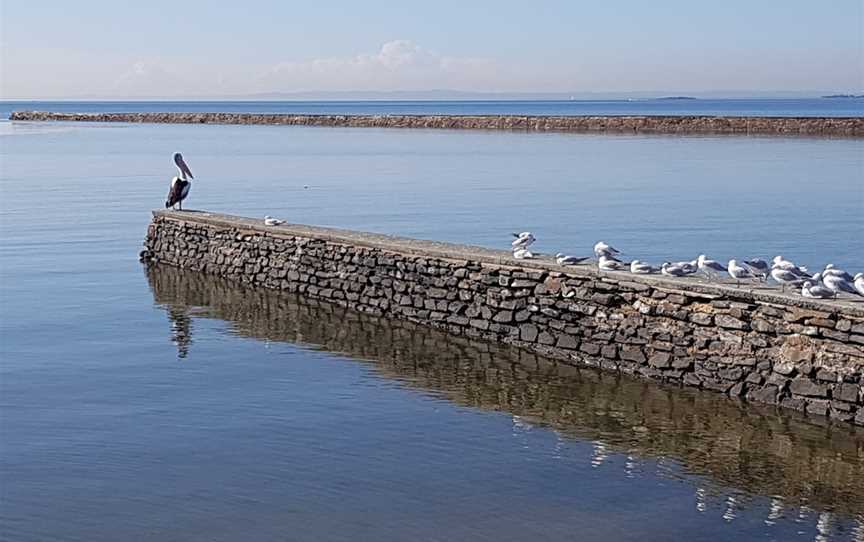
162 154 858 302
510 232 864 301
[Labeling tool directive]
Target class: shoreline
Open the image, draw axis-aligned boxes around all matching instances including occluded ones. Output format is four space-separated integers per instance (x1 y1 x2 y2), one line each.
10 111 864 137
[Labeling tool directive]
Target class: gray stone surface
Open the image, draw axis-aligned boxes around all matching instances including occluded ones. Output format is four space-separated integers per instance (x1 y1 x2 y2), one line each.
142 210 864 425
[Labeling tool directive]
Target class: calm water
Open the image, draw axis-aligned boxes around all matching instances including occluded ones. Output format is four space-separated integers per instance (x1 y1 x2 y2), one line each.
1 98 863 118
1 120 863 541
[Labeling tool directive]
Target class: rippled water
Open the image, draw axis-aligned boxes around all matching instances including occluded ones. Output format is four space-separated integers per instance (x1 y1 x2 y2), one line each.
1 120 863 541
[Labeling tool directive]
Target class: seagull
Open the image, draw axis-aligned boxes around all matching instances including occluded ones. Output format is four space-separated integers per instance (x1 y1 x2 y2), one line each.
742 258 770 281
513 247 534 259
512 232 536 249
555 253 589 266
264 216 285 226
165 152 194 210
661 261 698 277
772 256 810 277
770 266 806 292
594 241 621 258
822 273 861 298
630 260 658 274
728 259 756 285
802 281 834 299
823 264 854 282
854 273 864 296
697 254 727 279
598 255 625 271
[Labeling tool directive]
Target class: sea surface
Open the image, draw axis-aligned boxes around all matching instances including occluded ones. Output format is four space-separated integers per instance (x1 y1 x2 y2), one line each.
1 115 863 541
1 97 863 118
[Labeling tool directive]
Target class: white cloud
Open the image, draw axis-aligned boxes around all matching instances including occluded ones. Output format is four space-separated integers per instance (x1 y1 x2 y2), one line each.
257 40 503 92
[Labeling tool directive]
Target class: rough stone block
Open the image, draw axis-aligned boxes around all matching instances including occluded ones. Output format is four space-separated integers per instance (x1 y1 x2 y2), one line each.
715 314 748 330
648 352 672 369
620 347 647 364
520 324 539 343
789 378 829 398
557 335 580 350
835 383 860 403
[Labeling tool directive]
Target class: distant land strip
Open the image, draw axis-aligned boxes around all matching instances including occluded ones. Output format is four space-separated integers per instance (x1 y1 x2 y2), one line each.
9 111 864 137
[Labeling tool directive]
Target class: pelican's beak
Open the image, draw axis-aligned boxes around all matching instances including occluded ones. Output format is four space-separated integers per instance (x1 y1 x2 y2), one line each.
175 154 194 179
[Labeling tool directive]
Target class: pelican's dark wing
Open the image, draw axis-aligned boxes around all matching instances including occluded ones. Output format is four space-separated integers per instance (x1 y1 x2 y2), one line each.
165 179 188 208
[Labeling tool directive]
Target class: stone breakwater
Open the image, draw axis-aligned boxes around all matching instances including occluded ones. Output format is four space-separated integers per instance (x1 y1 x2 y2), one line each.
142 210 864 424
11 111 864 137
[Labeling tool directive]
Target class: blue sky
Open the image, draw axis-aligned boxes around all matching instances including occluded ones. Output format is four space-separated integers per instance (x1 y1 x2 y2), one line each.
1 0 861 98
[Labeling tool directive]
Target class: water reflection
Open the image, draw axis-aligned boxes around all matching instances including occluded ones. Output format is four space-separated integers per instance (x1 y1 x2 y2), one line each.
145 263 864 535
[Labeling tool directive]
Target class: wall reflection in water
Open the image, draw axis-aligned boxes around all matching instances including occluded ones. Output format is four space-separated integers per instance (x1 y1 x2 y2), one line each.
146 263 864 536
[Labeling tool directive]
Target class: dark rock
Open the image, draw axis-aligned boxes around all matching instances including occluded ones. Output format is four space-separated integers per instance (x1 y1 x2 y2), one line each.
789 378 829 398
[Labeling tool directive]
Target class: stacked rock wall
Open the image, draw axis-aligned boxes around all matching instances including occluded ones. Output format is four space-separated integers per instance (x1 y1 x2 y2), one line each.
11 111 864 137
142 211 864 424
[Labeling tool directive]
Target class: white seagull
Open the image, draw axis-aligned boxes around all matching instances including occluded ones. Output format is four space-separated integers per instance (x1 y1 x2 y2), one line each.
512 232 536 249
660 262 690 277
513 247 534 259
772 256 810 277
854 273 864 296
742 258 770 281
697 254 727 279
598 255 625 271
822 273 861 298
165 152 194 210
770 266 806 292
556 253 589 266
801 281 834 299
823 264 854 282
661 261 698 277
264 216 285 226
593 241 621 258
728 259 757 285
630 260 658 274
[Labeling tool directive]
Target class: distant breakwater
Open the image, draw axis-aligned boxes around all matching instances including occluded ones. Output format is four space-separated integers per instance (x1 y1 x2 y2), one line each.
11 111 864 137
142 210 864 425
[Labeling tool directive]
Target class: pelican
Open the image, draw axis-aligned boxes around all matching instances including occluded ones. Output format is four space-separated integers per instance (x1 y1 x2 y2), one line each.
555 253 589 266
630 260 658 274
165 152 194 210
513 247 534 259
855 273 864 296
802 281 834 299
697 254 726 279
594 241 621 258
264 216 285 226
728 259 756 285
598 255 625 271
